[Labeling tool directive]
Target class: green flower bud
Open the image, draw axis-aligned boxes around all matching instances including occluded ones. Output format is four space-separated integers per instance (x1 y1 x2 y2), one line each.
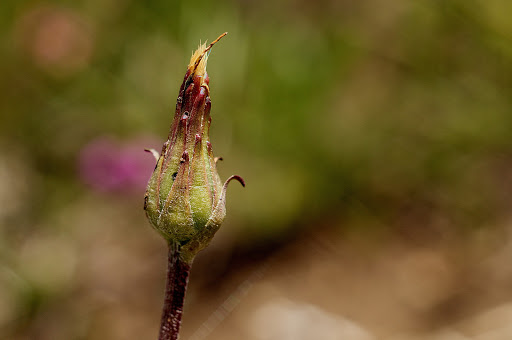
144 33 244 263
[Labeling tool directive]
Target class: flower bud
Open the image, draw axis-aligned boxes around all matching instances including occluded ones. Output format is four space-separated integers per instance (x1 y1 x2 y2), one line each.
144 33 244 263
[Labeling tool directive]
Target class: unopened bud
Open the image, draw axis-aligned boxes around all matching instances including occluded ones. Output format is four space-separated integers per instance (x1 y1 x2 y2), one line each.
144 33 244 263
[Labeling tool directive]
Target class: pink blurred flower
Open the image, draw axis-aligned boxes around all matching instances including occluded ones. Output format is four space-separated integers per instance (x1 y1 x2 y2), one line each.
78 136 160 194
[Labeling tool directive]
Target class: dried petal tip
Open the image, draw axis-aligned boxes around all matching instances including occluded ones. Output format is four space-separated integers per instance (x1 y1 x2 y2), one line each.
187 32 227 82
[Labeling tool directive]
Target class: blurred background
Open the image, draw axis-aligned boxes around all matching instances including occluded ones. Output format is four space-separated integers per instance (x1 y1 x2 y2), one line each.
1 0 512 339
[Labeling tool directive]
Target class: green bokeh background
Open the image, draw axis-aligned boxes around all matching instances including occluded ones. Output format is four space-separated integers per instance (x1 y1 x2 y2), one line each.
1 0 512 339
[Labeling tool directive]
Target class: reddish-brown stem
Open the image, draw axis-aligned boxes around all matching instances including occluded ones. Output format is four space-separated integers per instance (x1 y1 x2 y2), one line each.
158 242 191 340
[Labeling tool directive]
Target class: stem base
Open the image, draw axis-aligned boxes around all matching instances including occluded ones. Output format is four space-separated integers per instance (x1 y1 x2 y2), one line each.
158 242 191 340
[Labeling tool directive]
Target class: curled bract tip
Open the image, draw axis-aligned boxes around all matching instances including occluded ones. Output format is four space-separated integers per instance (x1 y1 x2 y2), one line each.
225 175 245 188
144 148 160 161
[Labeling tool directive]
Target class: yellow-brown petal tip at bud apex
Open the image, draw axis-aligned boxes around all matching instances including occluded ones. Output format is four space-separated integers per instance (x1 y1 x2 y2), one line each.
144 32 243 264
187 32 227 83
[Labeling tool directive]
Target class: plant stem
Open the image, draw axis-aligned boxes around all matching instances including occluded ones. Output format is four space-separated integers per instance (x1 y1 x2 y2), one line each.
158 241 191 340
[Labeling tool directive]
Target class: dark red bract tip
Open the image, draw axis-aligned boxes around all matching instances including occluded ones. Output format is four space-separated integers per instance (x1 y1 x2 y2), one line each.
180 151 189 163
227 175 245 187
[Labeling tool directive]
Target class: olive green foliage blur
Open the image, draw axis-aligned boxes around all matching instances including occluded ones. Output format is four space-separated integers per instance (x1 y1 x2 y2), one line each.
1 0 512 233
1 0 512 336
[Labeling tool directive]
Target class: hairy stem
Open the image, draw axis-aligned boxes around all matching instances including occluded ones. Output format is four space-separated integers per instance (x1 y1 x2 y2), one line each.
158 242 191 340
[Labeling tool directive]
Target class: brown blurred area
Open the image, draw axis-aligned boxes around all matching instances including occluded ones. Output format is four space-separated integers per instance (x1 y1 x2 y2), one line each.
2 0 512 339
